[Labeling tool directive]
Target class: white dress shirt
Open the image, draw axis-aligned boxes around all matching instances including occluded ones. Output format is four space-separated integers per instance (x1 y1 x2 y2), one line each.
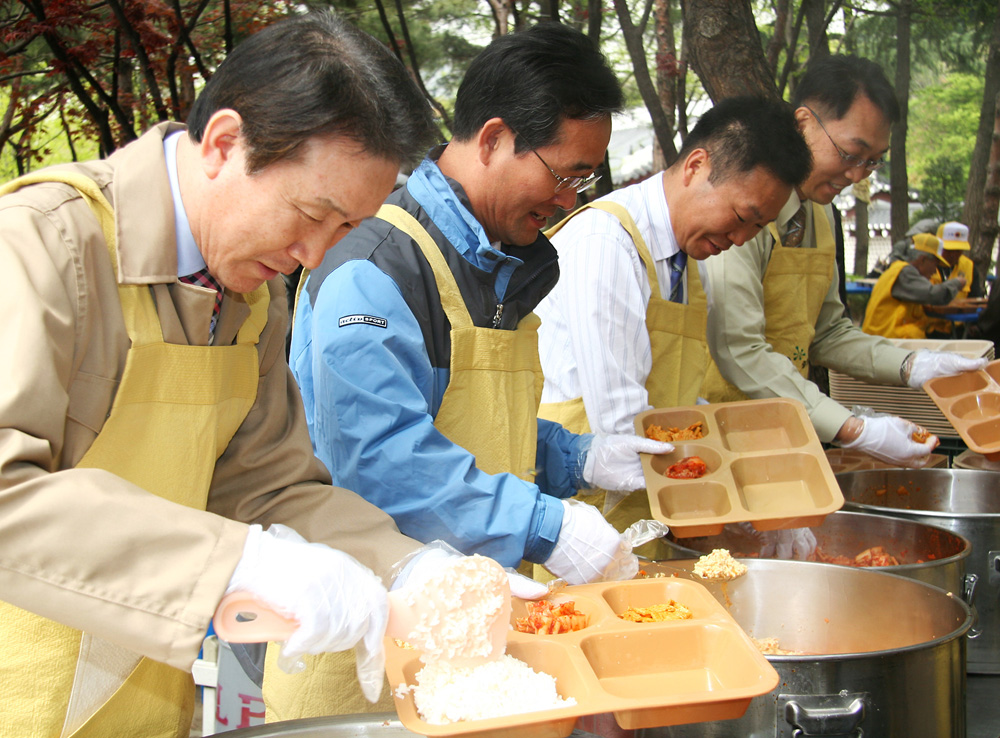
537 173 709 435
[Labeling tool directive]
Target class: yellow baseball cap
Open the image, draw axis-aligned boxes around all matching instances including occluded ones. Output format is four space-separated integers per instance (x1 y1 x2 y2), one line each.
937 221 970 250
912 233 950 265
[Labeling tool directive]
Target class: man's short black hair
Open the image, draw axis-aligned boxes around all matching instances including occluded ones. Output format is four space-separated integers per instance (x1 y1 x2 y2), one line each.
451 23 623 153
792 54 900 124
187 10 437 173
677 96 812 188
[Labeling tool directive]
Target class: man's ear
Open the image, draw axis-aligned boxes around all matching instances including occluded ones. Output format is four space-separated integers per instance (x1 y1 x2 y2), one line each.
199 109 244 179
681 147 709 187
476 117 512 166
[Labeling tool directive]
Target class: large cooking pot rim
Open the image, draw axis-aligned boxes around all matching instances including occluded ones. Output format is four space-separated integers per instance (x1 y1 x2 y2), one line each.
660 509 972 568
846 500 1000 520
837 469 1000 518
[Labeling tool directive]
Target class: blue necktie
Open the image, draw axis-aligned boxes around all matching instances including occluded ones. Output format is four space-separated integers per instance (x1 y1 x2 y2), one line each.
668 251 687 303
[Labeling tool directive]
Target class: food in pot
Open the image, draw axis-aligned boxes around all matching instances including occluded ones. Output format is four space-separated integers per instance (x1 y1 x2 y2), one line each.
693 548 748 580
645 421 705 442
515 600 588 634
619 600 693 622
751 636 805 656
811 545 899 567
666 455 708 479
396 655 576 724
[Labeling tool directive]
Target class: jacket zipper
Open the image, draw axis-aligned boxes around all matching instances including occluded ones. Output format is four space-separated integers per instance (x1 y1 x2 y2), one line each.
492 303 504 328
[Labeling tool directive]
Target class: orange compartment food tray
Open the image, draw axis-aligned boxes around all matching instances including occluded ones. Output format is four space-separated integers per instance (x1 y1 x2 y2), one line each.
634 398 844 537
923 359 1000 456
384 578 779 738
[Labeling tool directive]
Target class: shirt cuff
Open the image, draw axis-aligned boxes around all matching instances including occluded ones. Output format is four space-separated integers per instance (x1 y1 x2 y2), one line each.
523 494 564 563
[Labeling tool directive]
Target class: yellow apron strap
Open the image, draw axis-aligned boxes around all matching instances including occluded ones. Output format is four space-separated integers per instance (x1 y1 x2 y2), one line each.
376 204 473 330
1 172 166 345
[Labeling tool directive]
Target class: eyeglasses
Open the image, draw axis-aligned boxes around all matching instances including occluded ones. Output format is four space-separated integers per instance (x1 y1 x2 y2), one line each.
805 106 887 172
530 149 601 194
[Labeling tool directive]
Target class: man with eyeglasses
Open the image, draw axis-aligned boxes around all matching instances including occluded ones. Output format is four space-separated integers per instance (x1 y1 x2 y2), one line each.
700 54 985 467
533 96 812 556
275 23 674 720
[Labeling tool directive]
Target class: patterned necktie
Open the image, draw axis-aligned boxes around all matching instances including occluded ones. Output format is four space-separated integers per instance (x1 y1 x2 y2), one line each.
179 267 223 337
668 250 687 303
783 205 807 248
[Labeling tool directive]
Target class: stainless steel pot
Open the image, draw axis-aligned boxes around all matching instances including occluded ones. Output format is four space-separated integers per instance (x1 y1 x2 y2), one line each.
219 714 603 738
836 468 1000 674
653 509 970 594
636 559 971 738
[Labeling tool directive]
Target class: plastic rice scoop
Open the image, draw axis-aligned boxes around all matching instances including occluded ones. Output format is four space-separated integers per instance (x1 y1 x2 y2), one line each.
214 554 511 667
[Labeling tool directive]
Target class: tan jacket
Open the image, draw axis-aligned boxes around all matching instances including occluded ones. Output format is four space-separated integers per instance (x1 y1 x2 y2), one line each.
0 123 419 671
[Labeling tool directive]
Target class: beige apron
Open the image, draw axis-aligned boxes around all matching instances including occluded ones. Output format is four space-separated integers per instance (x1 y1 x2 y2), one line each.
701 201 834 402
263 203 544 720
0 172 268 737
537 203 707 547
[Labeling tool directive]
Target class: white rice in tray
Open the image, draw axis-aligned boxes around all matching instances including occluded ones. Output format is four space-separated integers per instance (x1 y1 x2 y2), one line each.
396 654 576 725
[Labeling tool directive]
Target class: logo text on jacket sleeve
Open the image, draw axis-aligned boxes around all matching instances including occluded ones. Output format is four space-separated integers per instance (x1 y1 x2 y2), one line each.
338 314 388 329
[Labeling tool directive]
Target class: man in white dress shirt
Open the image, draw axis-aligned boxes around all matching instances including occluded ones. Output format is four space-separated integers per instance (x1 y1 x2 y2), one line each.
536 96 812 549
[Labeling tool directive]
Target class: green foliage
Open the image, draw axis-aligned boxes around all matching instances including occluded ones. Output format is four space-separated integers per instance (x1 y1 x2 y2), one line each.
912 154 966 223
908 72 983 187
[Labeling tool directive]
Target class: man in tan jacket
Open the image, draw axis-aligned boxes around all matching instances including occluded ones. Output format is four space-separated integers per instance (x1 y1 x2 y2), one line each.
0 11 450 738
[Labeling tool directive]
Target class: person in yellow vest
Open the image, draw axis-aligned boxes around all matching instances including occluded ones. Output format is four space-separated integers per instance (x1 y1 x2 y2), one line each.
700 54 986 468
862 234 966 339
534 96 811 556
277 24 673 720
936 222 975 298
0 12 508 738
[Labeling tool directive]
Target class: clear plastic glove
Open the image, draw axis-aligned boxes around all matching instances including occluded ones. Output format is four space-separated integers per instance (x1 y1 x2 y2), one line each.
759 528 817 560
226 524 388 702
905 350 988 389
391 542 548 600
543 499 638 584
736 523 817 561
840 413 937 467
583 433 674 492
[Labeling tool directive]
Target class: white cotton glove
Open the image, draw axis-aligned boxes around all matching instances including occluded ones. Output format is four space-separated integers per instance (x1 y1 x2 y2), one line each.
840 414 937 468
543 500 638 585
583 433 674 492
226 524 389 702
905 350 988 389
759 528 818 560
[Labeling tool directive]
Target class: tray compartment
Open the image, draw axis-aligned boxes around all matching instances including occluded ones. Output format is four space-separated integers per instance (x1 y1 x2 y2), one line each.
714 402 809 452
650 443 722 478
925 371 989 398
580 624 770 727
950 392 1000 421
729 453 835 516
965 417 1000 449
510 592 607 634
598 578 722 620
638 409 711 441
652 481 731 531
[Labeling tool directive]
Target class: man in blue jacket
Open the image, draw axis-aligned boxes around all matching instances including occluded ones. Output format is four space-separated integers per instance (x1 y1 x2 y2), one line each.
292 25 671 589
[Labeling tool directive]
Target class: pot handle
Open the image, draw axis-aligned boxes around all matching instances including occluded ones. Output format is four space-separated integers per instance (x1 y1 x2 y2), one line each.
782 694 865 737
964 573 982 640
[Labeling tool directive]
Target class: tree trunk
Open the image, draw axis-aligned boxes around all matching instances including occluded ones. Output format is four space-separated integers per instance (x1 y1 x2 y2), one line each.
851 180 872 276
654 0 678 170
764 0 790 74
964 5 1000 289
982 94 1000 281
682 0 778 101
889 0 912 244
803 0 828 59
614 0 676 161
